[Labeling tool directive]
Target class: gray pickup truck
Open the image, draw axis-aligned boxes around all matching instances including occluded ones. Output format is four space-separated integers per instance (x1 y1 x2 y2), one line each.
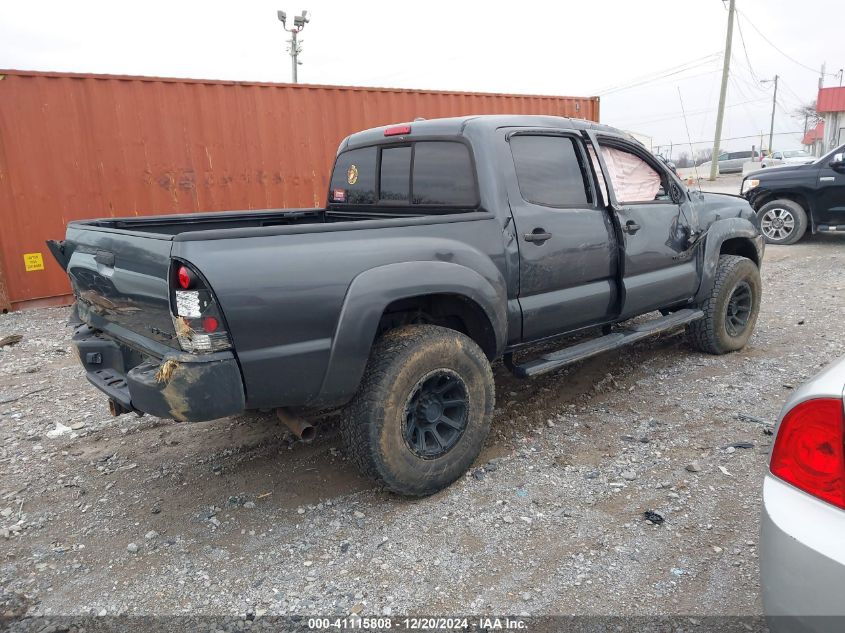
49 115 764 496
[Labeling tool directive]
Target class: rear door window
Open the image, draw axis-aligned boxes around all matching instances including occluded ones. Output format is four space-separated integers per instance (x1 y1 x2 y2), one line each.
411 142 477 206
509 135 592 207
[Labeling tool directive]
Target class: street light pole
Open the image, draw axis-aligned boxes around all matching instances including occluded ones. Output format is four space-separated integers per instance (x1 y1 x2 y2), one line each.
277 10 310 83
290 29 299 83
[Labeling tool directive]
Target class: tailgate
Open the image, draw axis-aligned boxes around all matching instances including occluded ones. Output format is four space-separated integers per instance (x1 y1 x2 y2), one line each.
61 225 179 350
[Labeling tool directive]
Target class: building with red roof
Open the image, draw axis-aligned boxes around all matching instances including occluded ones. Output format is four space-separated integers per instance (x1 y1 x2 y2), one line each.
817 86 845 152
802 120 825 155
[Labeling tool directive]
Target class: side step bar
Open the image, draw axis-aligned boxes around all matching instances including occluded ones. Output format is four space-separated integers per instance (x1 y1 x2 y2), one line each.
509 308 704 378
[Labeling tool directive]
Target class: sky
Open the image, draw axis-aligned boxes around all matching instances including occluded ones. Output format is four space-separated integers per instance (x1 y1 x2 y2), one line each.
1 0 842 158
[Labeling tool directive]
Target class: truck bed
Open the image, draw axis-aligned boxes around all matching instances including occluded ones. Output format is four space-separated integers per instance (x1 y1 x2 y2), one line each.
75 207 450 237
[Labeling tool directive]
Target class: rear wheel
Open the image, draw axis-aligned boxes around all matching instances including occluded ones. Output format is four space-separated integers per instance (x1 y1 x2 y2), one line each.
757 199 807 245
340 325 494 496
687 255 761 355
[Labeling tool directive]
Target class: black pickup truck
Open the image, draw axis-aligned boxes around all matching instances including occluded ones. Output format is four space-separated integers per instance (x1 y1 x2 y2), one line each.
49 115 764 495
742 143 845 245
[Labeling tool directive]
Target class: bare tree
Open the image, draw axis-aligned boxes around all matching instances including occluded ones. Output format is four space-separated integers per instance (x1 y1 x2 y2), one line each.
676 152 692 168
695 149 713 166
793 100 821 132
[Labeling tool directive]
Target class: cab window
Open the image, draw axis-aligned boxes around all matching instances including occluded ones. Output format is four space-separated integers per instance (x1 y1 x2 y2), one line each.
509 135 592 208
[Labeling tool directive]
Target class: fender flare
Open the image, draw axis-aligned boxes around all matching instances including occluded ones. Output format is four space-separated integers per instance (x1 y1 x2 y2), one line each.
694 217 764 304
314 261 508 407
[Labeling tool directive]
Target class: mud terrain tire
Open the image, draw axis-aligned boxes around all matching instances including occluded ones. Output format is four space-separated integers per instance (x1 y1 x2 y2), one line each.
341 325 494 496
687 255 761 355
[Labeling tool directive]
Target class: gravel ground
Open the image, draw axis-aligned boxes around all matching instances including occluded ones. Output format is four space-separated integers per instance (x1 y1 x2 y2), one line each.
1 235 844 621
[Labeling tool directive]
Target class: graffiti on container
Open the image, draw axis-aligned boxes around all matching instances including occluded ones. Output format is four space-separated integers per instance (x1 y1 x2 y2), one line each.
144 169 313 194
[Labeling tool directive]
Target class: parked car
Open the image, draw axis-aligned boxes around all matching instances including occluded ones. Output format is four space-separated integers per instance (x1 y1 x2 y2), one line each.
761 354 845 632
760 148 816 169
699 149 760 174
742 143 845 245
48 115 764 496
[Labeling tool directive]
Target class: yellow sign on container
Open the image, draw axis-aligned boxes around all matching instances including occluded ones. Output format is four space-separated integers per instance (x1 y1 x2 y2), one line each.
23 252 45 272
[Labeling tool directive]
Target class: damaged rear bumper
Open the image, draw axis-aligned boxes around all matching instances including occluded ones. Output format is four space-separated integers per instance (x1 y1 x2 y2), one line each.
72 324 245 422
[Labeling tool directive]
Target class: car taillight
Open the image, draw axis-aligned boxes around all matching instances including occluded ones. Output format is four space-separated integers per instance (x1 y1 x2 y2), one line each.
177 265 196 290
170 261 232 354
770 398 845 509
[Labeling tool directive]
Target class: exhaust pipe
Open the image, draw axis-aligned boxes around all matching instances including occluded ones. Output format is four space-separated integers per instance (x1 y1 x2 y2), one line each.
275 408 316 443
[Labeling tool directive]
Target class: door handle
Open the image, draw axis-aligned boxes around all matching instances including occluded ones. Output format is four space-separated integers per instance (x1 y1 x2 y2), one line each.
622 220 641 235
524 229 552 244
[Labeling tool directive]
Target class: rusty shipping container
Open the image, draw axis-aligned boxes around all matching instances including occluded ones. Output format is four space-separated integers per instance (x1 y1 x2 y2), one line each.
0 69 599 310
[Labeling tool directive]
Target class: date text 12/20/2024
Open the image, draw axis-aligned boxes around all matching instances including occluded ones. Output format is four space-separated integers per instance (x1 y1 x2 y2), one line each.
308 617 528 630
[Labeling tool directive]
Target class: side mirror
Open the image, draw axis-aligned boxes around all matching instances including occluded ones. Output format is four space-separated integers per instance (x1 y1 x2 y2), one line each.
831 153 845 172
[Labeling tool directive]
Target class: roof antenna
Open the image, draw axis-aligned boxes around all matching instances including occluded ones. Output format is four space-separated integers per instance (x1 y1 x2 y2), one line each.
677 87 703 198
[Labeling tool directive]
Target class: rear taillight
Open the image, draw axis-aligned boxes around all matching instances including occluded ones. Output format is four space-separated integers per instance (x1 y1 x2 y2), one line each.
170 261 232 354
177 265 196 290
770 398 845 509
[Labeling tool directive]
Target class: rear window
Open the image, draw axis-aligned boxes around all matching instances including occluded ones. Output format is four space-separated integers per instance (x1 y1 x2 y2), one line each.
329 141 477 209
330 147 377 205
411 142 477 206
510 135 591 207
379 146 412 203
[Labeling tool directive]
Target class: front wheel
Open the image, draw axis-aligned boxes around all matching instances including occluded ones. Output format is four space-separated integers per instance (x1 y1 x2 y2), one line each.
687 255 761 355
340 325 495 496
757 199 807 245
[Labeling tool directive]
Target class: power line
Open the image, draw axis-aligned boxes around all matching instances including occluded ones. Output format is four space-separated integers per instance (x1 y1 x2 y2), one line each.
734 12 761 83
777 76 810 107
614 97 768 128
728 75 765 132
596 68 723 98
685 130 804 147
736 9 835 76
593 52 722 95
699 68 721 139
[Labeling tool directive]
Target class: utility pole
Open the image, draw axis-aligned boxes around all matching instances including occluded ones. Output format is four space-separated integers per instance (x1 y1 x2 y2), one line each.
277 10 310 83
762 75 778 155
709 0 735 181
819 62 826 91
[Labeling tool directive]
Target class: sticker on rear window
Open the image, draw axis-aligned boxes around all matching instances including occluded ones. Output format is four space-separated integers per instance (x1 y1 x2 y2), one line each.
332 188 347 202
346 165 358 185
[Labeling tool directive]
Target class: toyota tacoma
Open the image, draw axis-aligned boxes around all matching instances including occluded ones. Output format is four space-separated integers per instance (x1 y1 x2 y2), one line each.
49 115 764 496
